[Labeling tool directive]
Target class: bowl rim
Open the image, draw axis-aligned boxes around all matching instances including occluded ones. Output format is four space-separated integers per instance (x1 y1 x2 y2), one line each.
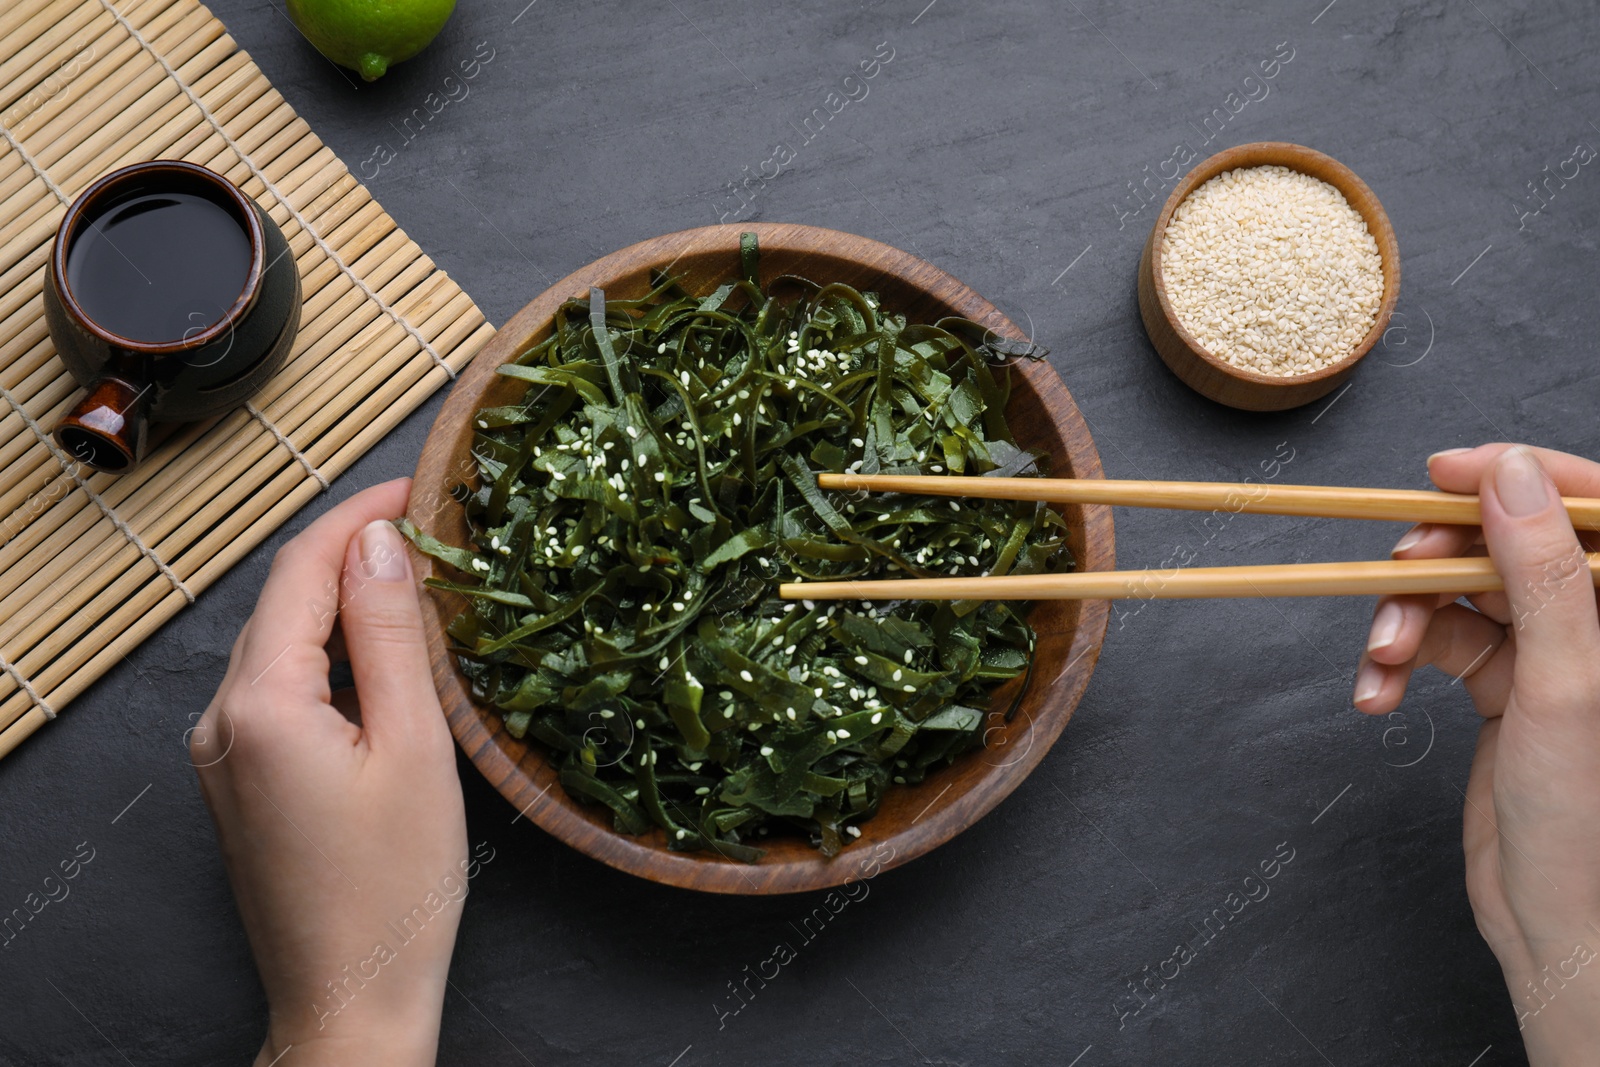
1146 140 1402 388
406 222 1113 894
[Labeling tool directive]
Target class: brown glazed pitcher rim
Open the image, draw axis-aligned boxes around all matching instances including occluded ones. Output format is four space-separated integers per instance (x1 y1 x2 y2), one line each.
50 159 265 355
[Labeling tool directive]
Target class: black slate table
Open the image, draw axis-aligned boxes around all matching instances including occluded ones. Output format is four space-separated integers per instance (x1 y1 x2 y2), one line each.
5 1 1596 1064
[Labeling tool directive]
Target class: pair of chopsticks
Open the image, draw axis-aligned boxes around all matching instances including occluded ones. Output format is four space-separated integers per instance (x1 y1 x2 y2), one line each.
776 474 1600 601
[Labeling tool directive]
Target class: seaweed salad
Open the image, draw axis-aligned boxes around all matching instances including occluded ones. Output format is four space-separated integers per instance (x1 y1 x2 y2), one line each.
403 234 1071 860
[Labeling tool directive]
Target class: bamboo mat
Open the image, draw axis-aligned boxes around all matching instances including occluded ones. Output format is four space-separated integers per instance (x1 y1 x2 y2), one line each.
0 0 495 758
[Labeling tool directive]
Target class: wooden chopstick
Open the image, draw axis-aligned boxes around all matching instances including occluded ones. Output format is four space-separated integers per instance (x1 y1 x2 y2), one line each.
779 554 1600 601
817 473 1600 530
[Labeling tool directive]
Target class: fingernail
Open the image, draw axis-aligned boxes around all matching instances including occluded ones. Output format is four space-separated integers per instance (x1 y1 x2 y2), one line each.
361 520 410 582
1494 448 1550 517
1352 662 1383 705
1428 447 1473 463
1391 526 1426 555
1368 602 1402 652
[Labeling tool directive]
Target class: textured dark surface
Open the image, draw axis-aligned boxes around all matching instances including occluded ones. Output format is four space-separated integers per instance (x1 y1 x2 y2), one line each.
3 1 1596 1064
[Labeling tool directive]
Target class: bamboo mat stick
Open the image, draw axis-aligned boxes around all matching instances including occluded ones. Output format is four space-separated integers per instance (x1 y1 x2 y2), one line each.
780 555 1600 602
0 3 101 86
0 28 104 122
18 14 231 193
820 473 1600 530
0 0 71 41
0 246 50 309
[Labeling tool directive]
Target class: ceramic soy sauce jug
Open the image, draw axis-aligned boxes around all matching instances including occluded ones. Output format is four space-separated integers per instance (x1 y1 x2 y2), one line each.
42 159 301 473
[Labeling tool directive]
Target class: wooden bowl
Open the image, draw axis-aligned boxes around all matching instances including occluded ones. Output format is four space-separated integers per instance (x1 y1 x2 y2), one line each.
1137 142 1401 412
407 223 1113 894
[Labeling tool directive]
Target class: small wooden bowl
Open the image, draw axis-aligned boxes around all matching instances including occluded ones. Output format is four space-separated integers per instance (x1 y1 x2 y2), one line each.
407 223 1114 894
1137 142 1401 411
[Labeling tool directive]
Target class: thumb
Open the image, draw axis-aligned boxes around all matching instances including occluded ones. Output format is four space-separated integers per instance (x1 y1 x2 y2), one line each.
1480 447 1600 709
340 519 449 749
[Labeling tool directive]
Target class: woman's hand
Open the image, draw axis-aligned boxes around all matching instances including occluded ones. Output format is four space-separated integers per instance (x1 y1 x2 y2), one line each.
189 479 467 1067
1353 445 1600 1059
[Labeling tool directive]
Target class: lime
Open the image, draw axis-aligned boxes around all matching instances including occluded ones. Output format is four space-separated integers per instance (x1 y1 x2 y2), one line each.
286 0 456 82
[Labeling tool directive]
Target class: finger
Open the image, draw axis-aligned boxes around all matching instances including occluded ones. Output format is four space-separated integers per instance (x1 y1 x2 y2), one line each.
1353 603 1510 715
1413 604 1514 717
1389 522 1477 560
237 479 413 692
1352 651 1411 714
1429 443 1600 500
1462 717 1501 863
1463 589 1512 625
338 518 448 752
1365 594 1436 666
1478 447 1600 713
1368 524 1484 666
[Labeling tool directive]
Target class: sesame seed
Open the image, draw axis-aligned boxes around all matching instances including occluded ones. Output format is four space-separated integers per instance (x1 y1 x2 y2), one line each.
854 656 869 665
740 669 753 682
1162 164 1383 375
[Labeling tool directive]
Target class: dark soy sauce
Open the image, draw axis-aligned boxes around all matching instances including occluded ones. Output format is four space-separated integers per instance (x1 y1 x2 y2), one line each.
65 191 251 344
